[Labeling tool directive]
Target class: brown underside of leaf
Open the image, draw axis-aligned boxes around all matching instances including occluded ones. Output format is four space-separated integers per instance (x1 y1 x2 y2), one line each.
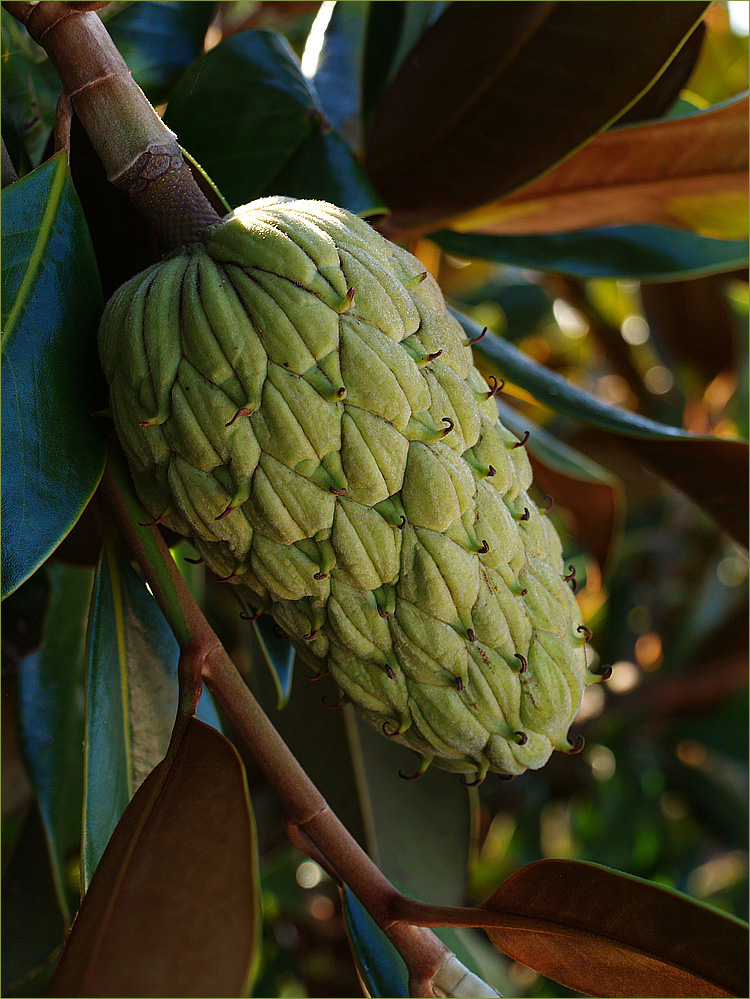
46 718 259 998
480 858 748 998
449 97 748 237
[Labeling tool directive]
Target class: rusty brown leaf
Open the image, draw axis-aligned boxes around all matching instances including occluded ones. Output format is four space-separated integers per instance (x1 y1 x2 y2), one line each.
47 718 260 998
449 97 748 238
480 859 749 998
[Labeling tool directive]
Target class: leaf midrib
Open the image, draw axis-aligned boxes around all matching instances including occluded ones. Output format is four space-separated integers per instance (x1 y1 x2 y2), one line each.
1 152 67 355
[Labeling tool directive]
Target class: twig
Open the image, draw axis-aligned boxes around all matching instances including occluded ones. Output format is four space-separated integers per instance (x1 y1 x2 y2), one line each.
4 0 221 248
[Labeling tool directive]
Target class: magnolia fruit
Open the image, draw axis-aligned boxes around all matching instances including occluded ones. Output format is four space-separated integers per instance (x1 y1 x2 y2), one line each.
99 197 606 782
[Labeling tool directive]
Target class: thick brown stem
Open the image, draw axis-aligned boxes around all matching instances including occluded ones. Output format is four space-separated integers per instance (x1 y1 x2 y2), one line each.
4 1 222 246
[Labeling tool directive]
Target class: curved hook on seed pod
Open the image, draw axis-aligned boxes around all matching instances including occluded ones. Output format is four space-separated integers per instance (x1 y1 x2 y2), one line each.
139 509 169 527
398 755 432 781
487 375 505 399
514 653 528 673
461 773 485 787
577 624 593 644
303 667 326 681
239 607 263 622
512 430 530 449
464 326 487 347
541 494 554 514
565 734 585 755
322 694 347 709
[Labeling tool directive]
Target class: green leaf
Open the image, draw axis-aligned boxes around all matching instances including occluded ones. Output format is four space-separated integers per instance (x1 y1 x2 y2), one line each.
342 886 409 998
82 538 221 890
365 2 710 229
455 309 749 545
496 399 624 571
480 858 749 997
259 125 384 215
48 718 260 998
432 224 749 282
308 0 367 153
104 1 217 104
349 715 473 907
0 10 61 167
1 153 106 599
164 29 381 213
17 565 93 921
1 805 65 998
250 615 295 709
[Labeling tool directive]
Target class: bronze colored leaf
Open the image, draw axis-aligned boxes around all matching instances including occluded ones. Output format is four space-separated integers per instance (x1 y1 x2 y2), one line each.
448 97 748 239
47 718 260 998
480 858 748 998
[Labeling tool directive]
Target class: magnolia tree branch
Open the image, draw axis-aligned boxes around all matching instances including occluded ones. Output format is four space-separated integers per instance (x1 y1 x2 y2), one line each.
3 0 222 247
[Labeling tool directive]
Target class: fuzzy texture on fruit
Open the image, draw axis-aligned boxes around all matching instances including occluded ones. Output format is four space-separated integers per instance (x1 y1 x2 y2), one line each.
99 196 602 781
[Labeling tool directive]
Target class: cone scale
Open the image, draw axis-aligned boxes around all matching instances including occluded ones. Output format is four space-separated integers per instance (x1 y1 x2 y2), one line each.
100 197 603 780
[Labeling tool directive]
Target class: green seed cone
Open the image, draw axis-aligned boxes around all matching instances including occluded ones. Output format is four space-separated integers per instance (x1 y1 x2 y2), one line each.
100 196 604 780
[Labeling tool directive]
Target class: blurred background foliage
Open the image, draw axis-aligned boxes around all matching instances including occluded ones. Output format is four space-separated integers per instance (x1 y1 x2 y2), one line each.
2 2 748 997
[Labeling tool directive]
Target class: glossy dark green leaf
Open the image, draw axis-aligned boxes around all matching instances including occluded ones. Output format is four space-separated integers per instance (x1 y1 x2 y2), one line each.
309 0 367 152
82 539 221 890
0 9 61 167
105 1 217 104
342 886 410 998
365 2 710 229
1 805 65 998
455 310 748 545
164 29 381 213
481 858 748 997
496 399 623 570
250 615 295 709
433 225 749 282
350 715 473 907
48 718 260 998
260 123 384 215
17 565 93 921
1 153 106 600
